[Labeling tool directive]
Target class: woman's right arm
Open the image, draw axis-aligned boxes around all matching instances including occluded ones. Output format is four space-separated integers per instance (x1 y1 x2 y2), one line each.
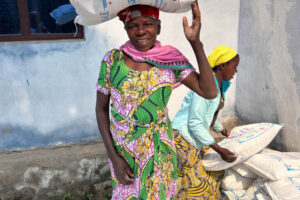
210 143 237 163
95 91 118 162
187 93 236 163
96 91 134 185
181 1 217 99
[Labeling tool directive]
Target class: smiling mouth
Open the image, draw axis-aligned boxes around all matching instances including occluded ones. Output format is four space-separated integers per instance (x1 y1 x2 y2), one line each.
136 39 148 43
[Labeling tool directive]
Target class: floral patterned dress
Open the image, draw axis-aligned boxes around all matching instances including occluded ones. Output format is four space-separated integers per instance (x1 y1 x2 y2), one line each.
97 49 195 200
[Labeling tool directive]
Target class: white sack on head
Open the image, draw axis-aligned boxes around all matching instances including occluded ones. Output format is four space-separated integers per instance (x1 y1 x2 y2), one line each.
70 0 194 26
202 123 282 171
243 149 300 181
265 177 300 200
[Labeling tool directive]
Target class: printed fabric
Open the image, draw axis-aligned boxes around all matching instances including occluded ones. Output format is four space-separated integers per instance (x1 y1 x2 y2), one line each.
174 130 224 200
97 49 195 200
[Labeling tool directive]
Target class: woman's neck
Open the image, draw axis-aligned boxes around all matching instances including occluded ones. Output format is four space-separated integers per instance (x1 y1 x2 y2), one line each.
123 51 154 71
214 71 223 89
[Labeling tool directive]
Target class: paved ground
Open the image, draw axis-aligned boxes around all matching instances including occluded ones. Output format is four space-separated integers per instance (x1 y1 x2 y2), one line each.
0 141 111 200
0 141 106 182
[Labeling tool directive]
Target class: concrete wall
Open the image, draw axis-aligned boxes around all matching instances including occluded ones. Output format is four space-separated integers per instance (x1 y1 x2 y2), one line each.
1 28 104 150
0 0 240 150
0 21 130 150
0 142 112 199
236 0 300 151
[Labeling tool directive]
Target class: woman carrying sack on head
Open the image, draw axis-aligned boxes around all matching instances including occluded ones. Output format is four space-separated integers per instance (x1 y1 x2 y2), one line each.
173 45 240 200
95 2 217 199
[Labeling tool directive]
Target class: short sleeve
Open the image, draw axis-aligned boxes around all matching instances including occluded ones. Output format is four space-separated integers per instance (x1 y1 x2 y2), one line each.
174 68 195 83
96 51 113 95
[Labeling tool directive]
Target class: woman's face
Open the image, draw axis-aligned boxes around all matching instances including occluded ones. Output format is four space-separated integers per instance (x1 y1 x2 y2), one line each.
125 16 160 52
223 56 240 81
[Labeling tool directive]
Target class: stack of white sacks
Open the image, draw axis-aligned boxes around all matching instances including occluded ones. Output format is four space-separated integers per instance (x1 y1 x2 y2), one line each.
202 123 300 200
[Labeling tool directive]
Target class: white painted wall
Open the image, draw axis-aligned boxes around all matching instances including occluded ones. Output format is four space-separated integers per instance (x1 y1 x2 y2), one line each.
236 0 300 151
0 0 240 150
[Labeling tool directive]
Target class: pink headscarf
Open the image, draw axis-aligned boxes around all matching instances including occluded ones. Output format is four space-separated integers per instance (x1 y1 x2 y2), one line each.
120 40 193 70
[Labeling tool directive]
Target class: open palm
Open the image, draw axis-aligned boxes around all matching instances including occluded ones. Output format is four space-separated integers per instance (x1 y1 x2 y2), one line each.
183 1 201 43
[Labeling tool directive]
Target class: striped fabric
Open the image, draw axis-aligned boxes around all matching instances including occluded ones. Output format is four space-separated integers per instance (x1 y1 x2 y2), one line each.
174 130 224 200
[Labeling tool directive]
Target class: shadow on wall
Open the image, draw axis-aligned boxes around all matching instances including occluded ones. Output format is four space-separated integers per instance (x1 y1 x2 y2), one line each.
268 130 287 152
0 123 101 151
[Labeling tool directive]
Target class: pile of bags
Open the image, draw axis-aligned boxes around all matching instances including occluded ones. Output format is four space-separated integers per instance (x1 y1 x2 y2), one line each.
202 123 300 200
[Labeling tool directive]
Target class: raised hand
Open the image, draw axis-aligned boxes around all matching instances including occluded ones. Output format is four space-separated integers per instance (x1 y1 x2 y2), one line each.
183 1 201 43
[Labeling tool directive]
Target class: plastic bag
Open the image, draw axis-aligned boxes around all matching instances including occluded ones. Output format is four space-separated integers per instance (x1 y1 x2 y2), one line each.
50 4 77 25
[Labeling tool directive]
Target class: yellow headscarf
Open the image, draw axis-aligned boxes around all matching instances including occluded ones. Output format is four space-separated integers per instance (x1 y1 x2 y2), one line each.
207 45 238 68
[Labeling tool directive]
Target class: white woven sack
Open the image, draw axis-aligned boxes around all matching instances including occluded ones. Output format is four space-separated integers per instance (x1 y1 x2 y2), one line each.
222 189 247 200
223 178 272 200
256 192 272 200
231 163 258 179
70 0 194 26
265 177 300 200
243 149 300 181
202 123 282 171
246 178 271 200
222 169 255 190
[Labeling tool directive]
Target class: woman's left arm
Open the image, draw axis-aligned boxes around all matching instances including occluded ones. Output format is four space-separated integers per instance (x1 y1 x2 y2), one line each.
181 1 217 99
